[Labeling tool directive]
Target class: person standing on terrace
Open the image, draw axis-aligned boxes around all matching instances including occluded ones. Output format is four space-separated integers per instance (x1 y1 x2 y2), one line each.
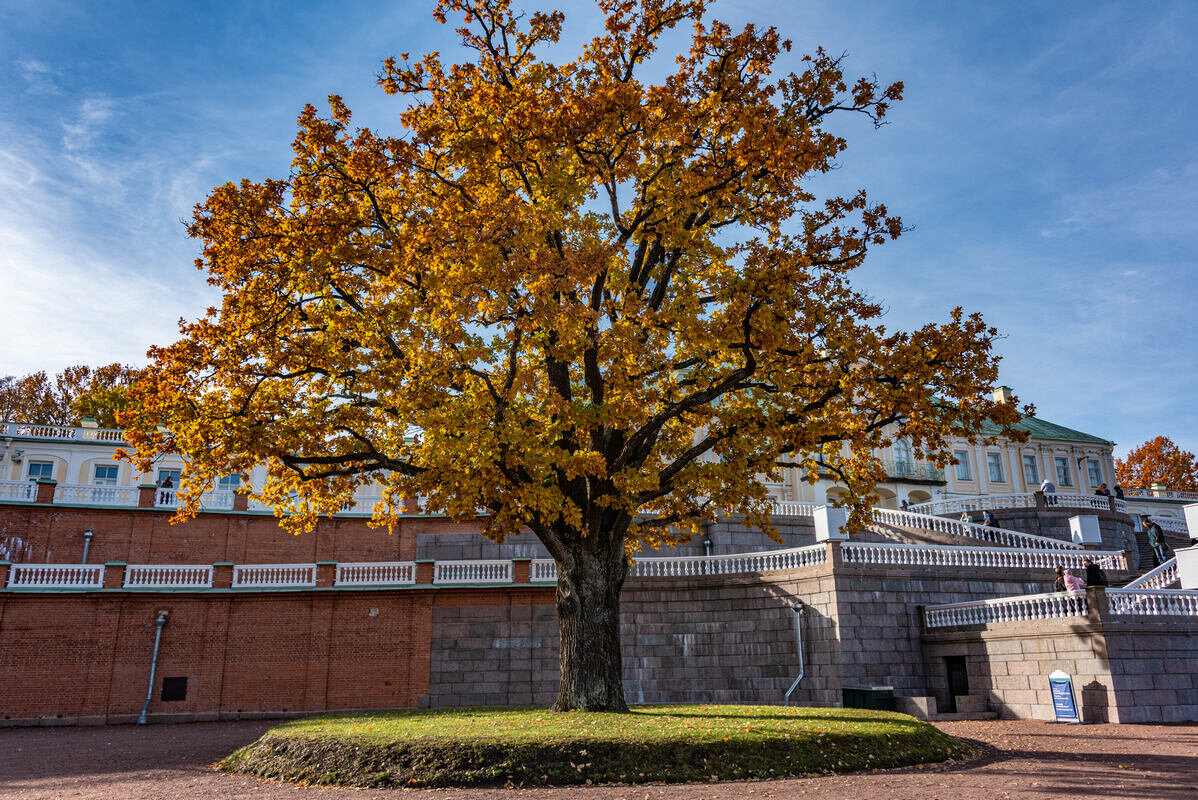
1040 476 1057 506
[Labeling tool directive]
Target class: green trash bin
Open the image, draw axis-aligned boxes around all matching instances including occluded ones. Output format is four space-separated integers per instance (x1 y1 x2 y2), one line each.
842 684 895 711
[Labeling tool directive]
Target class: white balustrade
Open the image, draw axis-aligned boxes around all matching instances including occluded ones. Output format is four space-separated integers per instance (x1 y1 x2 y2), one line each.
54 483 139 507
1106 588 1198 617
771 501 819 517
908 493 1038 515
924 590 1090 628
335 561 417 586
1149 516 1190 535
337 494 387 514
631 544 828 578
1 422 126 442
910 492 1126 516
1123 558 1179 590
124 564 213 589
7 563 104 589
531 559 558 583
870 507 1080 551
841 541 1126 572
0 480 36 502
1123 487 1198 501
232 563 316 588
433 560 513 584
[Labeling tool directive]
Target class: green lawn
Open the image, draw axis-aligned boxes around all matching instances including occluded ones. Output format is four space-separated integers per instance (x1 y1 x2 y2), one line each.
218 705 971 787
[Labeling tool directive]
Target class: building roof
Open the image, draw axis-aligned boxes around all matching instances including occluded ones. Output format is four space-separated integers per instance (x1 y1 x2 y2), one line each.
979 415 1114 446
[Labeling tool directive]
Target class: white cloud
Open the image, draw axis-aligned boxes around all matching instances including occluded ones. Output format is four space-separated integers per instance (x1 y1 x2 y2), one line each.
17 59 60 95
61 96 118 152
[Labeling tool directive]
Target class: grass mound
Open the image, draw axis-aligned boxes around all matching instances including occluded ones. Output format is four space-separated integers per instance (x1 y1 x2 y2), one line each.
218 705 971 788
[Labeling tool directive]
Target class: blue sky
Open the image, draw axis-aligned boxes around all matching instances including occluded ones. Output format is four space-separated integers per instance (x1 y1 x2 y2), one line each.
1 0 1195 458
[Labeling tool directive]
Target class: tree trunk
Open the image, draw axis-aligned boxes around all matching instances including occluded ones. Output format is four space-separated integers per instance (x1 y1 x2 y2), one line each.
551 542 629 712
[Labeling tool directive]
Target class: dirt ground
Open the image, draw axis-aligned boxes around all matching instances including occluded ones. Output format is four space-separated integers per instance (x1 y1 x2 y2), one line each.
0 718 1195 800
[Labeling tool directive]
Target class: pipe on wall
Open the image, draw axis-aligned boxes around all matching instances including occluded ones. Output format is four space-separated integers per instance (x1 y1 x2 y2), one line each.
137 610 169 725
784 599 806 705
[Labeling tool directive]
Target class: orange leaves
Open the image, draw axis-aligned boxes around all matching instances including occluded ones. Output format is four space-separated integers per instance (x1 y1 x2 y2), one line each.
1116 436 1198 491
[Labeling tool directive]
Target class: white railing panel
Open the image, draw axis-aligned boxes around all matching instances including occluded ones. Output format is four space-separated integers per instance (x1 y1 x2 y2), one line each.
631 544 828 578
0 480 36 502
531 559 558 583
841 541 1126 572
124 564 213 589
1149 516 1189 535
925 590 1089 629
7 563 104 589
433 560 513 584
1107 588 1198 617
232 563 316 588
870 507 1080 551
54 483 139 507
1123 487 1198 501
2 423 126 442
909 493 1127 516
1123 558 1179 590
771 501 819 517
334 561 416 586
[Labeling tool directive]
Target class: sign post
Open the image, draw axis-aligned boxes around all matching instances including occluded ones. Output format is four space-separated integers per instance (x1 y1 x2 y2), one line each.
1048 669 1081 724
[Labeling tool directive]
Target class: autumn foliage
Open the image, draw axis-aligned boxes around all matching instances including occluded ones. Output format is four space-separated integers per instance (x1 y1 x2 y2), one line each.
122 0 1021 710
1116 436 1198 492
0 364 139 428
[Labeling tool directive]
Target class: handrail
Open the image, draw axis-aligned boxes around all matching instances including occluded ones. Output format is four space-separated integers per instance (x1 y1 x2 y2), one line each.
924 590 1089 628
909 492 1128 516
841 541 1126 571
124 564 214 589
1122 558 1179 590
7 563 104 589
335 561 417 586
870 507 1081 551
1106 588 1198 617
1148 516 1190 535
0 480 37 502
631 544 828 578
433 560 513 584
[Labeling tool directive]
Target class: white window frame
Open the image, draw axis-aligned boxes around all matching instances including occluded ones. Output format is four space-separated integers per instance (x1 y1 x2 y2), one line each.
93 464 119 485
1055 457 1072 487
1087 459 1103 488
1022 454 1039 486
216 474 241 490
986 452 1005 483
953 449 972 481
26 461 54 482
157 468 182 486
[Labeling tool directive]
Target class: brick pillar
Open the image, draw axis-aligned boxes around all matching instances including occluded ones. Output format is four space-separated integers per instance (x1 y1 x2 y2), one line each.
1033 490 1046 510
315 561 337 588
1107 495 1119 514
512 557 531 584
1086 586 1108 625
0 561 9 587
232 492 249 512
402 495 421 515
137 484 157 508
212 562 234 589
35 479 56 504
103 561 126 589
827 539 843 568
416 559 435 585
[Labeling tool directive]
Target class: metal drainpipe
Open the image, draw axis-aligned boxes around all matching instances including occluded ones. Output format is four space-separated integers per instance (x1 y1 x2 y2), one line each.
138 610 169 725
784 599 806 705
81 529 94 563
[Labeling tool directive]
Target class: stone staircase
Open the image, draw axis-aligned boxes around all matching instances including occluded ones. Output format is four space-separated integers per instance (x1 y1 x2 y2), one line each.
896 694 998 721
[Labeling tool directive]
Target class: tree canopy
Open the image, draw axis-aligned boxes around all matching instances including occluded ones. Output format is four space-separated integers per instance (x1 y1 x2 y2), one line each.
123 0 1021 710
1 364 139 428
1116 436 1198 491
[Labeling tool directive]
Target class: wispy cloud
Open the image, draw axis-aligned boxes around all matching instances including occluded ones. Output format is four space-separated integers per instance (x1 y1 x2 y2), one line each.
17 59 60 94
61 96 117 152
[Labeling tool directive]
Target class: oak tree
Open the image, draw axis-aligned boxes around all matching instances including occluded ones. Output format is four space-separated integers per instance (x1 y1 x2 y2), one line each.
1 364 138 428
123 0 1020 711
1116 436 1198 492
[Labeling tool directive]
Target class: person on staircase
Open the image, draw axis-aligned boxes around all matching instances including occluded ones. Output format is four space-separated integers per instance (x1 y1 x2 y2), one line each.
1142 517 1169 566
981 509 996 528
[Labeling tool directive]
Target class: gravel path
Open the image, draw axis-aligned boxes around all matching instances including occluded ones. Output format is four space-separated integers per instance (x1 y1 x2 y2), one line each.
0 719 1195 800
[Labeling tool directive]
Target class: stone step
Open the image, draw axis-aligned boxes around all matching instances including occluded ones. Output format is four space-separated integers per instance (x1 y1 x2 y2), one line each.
935 711 999 721
954 694 989 712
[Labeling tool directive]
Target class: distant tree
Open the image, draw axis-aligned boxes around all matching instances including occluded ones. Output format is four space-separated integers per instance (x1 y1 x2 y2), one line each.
123 0 1022 711
1116 436 1198 491
0 364 139 428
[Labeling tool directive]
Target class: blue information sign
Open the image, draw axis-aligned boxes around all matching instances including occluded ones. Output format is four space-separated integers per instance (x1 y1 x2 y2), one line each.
1048 670 1080 723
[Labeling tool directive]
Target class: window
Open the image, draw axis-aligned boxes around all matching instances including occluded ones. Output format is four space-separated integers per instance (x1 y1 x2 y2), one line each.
160 676 187 702
1022 455 1039 486
1087 459 1103 487
216 474 241 490
26 461 54 482
894 439 913 471
157 468 181 487
93 465 118 485
953 450 972 481
1055 457 1072 486
986 453 1005 483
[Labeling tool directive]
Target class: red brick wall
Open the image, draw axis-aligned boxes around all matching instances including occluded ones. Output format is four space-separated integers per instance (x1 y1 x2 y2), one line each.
0 504 494 566
0 587 554 722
